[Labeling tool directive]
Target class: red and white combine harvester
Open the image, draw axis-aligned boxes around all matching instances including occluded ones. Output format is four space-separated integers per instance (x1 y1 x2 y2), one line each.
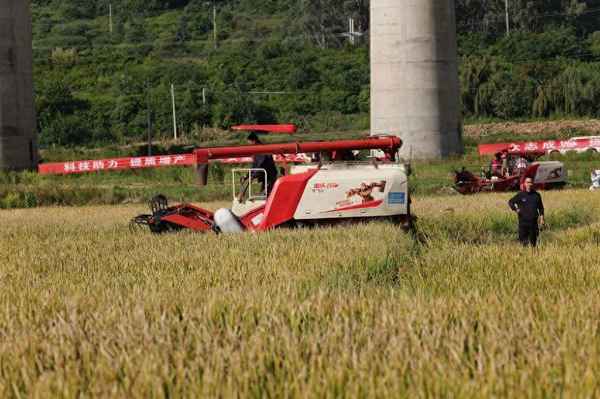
130 136 412 234
453 146 566 194
38 125 412 233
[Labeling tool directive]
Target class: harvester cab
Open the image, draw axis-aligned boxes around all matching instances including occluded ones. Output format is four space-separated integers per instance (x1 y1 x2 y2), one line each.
130 134 413 234
232 168 269 216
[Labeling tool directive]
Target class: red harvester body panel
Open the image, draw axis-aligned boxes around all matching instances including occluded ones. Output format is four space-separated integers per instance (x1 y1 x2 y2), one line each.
256 168 320 231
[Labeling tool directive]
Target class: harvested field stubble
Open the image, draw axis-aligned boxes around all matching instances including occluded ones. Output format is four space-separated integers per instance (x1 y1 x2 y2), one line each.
465 118 600 138
1 190 600 397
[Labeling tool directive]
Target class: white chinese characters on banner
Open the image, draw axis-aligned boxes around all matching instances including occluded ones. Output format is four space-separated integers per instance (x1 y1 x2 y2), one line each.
159 157 172 166
64 163 76 172
524 142 539 151
542 141 557 150
560 140 578 149
107 160 119 169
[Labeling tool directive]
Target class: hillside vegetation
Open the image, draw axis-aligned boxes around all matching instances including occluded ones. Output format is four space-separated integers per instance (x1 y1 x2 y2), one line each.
31 0 600 148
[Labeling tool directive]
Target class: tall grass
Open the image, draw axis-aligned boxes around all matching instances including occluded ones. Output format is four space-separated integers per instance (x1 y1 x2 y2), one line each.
1 190 600 397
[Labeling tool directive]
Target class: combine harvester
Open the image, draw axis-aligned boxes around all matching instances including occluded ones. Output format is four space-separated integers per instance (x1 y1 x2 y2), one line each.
453 135 600 194
132 136 411 234
39 125 413 234
453 145 566 194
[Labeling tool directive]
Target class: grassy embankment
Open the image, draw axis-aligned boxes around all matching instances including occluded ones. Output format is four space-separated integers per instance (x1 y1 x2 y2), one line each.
1 190 599 396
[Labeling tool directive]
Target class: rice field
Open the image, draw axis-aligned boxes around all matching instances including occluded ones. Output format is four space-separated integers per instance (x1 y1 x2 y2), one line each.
2 190 600 397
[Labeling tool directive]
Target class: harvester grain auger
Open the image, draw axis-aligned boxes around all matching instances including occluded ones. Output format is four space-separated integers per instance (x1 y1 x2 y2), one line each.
129 136 414 234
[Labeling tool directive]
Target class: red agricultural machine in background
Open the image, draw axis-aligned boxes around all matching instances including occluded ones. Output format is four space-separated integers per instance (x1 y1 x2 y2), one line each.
131 135 412 234
453 146 566 194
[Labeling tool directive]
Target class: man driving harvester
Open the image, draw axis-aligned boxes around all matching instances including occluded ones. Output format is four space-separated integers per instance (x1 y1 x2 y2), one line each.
241 132 278 198
508 177 546 247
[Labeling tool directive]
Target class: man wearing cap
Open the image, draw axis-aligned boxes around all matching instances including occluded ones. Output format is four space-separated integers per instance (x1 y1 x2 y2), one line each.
508 177 546 247
246 132 278 196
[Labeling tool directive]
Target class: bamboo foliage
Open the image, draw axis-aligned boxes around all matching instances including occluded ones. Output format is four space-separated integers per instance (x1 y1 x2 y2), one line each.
461 57 600 119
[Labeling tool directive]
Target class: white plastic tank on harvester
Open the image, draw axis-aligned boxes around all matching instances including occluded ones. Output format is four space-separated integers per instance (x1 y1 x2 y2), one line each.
214 208 245 233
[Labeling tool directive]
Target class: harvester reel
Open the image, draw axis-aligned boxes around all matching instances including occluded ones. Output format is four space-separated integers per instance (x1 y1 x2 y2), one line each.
129 194 184 234
150 194 169 214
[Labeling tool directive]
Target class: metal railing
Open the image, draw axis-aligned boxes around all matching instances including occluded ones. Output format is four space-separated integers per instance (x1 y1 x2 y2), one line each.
232 168 268 203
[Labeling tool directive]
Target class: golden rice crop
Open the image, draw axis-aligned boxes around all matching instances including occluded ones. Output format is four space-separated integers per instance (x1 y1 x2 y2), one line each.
1 190 600 398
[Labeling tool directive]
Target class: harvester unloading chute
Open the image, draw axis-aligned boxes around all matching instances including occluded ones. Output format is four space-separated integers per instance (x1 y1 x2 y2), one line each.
192 136 402 186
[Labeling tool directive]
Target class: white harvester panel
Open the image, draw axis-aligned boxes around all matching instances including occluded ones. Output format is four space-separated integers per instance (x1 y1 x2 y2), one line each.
293 164 408 220
533 161 565 185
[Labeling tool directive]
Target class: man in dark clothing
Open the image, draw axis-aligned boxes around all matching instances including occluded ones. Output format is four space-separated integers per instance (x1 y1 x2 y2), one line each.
247 132 278 196
508 177 546 247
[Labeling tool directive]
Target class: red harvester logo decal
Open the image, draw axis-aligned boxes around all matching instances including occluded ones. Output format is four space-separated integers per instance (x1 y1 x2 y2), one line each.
326 181 387 213
346 181 387 203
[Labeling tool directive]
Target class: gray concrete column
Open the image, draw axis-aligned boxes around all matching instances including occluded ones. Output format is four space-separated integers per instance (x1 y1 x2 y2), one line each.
0 0 38 171
371 0 463 159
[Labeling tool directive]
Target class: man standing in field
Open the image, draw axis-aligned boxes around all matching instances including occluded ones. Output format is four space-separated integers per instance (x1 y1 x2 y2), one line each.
508 177 546 247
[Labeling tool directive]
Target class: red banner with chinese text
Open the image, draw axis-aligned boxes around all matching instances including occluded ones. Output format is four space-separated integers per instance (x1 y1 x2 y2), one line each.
478 137 600 156
38 153 313 175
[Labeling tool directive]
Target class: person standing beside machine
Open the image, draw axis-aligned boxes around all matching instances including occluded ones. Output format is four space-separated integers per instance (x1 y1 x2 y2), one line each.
490 153 503 177
508 177 546 247
245 132 278 197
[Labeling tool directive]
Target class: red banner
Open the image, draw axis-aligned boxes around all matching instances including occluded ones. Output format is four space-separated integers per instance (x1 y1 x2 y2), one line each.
38 153 313 175
479 137 600 156
231 124 297 134
38 154 197 175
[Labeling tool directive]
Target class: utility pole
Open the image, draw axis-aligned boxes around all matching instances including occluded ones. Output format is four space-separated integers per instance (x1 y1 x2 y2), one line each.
146 82 152 156
171 83 178 140
213 5 217 49
109 3 113 34
348 17 355 45
505 0 510 36
202 87 207 105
